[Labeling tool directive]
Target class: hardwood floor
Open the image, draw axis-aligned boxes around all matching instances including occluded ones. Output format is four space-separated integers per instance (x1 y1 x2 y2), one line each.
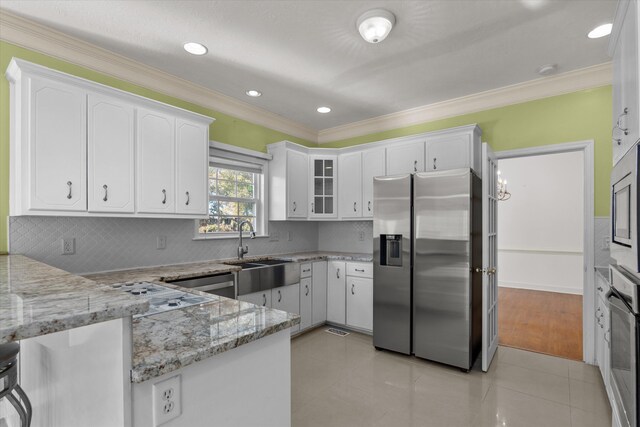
498 287 583 361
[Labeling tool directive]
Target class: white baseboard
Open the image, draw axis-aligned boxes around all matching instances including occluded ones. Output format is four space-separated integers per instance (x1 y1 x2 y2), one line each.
499 281 583 295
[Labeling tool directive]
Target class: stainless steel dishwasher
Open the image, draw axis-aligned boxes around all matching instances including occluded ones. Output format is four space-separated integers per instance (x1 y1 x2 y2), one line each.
167 273 236 299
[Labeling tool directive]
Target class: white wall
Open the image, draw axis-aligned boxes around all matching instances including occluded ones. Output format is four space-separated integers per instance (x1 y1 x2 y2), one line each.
497 151 584 294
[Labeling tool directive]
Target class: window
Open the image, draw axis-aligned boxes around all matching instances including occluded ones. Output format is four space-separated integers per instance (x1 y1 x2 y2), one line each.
199 166 261 234
196 141 269 238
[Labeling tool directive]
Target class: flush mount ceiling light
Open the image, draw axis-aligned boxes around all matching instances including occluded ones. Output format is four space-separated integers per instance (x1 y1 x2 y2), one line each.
245 89 262 97
317 106 331 114
588 23 612 39
183 42 208 55
357 9 396 44
536 64 558 76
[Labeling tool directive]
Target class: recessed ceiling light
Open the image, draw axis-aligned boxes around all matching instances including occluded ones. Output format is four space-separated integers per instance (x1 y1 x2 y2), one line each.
357 9 396 44
588 23 612 39
317 106 331 114
183 42 208 55
246 89 262 97
537 64 558 76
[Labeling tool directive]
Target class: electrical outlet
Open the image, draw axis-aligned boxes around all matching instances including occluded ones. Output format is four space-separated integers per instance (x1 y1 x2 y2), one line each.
269 231 280 242
157 236 167 250
153 375 181 426
358 231 365 241
62 238 75 255
602 237 610 250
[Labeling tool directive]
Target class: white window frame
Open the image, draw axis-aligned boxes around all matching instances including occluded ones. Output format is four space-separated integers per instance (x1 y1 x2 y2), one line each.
194 141 271 240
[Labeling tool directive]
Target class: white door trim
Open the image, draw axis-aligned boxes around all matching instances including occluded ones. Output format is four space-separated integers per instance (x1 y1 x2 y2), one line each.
496 140 595 364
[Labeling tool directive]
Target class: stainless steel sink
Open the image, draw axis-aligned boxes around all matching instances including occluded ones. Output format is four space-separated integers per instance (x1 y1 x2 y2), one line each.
228 260 299 296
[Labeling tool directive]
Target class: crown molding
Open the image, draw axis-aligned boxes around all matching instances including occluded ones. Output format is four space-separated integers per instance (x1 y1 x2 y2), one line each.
0 10 613 147
317 62 612 144
0 10 318 142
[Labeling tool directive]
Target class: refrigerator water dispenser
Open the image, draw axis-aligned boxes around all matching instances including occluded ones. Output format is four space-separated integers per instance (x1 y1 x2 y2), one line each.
380 234 402 266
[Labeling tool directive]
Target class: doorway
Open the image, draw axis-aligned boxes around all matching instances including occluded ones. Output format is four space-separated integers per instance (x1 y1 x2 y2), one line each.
496 141 595 362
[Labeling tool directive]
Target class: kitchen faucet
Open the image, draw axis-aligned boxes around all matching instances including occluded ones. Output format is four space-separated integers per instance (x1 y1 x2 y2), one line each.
237 220 256 259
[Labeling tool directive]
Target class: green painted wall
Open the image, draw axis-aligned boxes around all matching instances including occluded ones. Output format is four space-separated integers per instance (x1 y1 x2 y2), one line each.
0 40 315 253
322 86 613 218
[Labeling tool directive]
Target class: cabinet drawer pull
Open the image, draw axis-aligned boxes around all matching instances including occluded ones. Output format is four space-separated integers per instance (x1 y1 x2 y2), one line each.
67 181 72 199
262 293 267 306
162 189 167 204
278 290 282 303
355 268 365 272
305 284 309 296
433 157 437 170
185 191 190 206
102 184 108 202
293 201 297 212
336 268 340 279
413 160 418 172
351 284 355 295
302 268 311 273
353 202 357 212
368 201 371 212
597 286 603 292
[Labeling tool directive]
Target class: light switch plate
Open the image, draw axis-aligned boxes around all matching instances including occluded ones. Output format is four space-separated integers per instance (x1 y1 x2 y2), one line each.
270 231 279 242
157 236 167 250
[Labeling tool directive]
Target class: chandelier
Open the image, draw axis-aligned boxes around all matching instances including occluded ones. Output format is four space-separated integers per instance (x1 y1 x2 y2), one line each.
497 171 511 201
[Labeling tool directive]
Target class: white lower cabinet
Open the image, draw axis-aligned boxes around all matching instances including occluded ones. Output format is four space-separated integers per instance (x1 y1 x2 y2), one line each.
312 261 328 326
238 290 271 308
595 272 611 395
327 261 346 325
272 284 300 334
346 277 373 332
300 277 313 331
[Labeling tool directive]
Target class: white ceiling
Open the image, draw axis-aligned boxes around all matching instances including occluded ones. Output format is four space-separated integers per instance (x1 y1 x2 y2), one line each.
1 0 616 131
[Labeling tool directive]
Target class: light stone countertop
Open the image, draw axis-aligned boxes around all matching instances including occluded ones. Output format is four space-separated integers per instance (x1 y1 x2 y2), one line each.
0 255 148 344
82 251 372 382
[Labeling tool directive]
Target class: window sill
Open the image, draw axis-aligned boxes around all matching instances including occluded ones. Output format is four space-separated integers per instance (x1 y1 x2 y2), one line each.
192 234 270 241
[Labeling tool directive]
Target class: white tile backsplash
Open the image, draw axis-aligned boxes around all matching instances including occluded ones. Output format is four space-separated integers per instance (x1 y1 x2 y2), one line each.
317 221 373 254
594 216 611 268
9 216 318 274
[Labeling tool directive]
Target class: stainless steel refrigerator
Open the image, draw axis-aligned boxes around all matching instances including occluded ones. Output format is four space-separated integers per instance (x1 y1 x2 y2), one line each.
373 169 482 371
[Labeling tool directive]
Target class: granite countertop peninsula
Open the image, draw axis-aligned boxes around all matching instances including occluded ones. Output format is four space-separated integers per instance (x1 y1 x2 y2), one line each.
82 251 371 382
0 255 148 344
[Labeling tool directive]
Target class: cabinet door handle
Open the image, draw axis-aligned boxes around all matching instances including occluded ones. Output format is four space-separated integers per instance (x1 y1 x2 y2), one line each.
351 284 355 295
67 181 72 199
353 202 357 212
278 290 282 303
305 284 309 296
605 329 610 344
162 189 167 204
368 201 371 211
355 268 365 272
597 286 603 291
293 201 297 212
413 160 418 172
185 191 190 206
311 202 314 213
336 268 340 279
262 293 267 306
433 158 437 170
102 184 108 202
612 108 629 145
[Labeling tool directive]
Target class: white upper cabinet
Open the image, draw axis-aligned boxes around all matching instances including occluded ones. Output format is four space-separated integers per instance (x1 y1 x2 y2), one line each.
386 140 425 175
176 118 209 215
136 108 176 214
6 59 213 218
425 126 482 174
27 76 87 212
338 152 362 218
611 0 640 165
362 148 385 218
288 149 309 218
88 93 135 213
309 155 338 218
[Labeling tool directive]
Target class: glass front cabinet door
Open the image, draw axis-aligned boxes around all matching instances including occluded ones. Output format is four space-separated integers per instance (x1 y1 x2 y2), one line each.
309 155 338 218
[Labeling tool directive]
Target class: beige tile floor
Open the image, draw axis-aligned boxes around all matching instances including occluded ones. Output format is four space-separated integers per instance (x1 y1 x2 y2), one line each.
291 327 612 427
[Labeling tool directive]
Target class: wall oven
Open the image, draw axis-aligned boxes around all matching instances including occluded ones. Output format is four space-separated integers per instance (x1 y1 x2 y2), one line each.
609 265 640 427
611 142 640 277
